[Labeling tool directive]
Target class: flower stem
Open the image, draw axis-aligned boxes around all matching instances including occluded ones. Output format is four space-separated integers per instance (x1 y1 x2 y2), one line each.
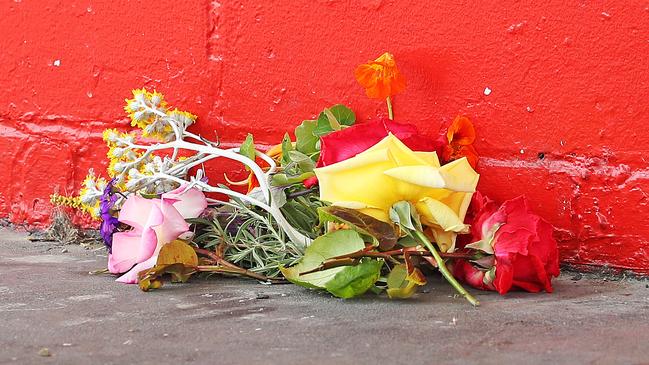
386 96 394 120
194 247 283 282
412 230 480 307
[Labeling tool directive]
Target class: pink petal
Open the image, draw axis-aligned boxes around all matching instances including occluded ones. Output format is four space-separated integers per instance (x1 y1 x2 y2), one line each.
135 202 166 262
108 231 142 274
152 200 190 246
162 186 208 219
115 255 158 284
117 195 157 229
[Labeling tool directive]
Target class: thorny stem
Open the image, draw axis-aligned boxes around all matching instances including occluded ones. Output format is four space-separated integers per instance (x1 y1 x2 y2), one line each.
330 247 473 262
386 96 394 120
412 230 480 307
304 247 474 275
194 247 283 282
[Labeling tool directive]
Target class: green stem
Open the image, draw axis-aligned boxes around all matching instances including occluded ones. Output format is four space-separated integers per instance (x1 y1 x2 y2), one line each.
413 230 480 307
386 96 394 120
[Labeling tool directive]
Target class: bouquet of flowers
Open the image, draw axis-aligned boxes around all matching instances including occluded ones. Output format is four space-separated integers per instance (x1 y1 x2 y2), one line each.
52 52 559 306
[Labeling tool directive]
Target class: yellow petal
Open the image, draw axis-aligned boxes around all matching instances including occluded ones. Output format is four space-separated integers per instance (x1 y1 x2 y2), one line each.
384 166 445 188
414 151 441 167
439 157 480 193
429 228 457 253
364 134 431 166
415 197 468 232
329 202 389 221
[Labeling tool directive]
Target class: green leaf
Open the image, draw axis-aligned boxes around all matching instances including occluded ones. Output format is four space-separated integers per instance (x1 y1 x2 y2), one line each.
314 111 335 137
386 264 426 299
324 258 384 299
322 108 341 130
287 150 315 172
313 105 356 137
389 201 423 233
271 171 315 186
295 120 319 156
318 206 398 250
328 104 355 126
239 133 256 171
397 235 419 248
389 201 415 231
281 229 366 289
281 133 293 165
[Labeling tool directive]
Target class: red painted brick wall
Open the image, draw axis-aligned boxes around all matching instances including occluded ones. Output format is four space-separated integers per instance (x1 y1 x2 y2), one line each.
1 1 648 273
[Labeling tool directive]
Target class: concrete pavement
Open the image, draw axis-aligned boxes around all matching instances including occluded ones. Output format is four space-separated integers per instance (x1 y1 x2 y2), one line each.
1 228 648 365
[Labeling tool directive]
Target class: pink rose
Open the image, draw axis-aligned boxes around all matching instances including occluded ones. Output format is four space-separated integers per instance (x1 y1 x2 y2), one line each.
452 193 560 294
108 186 207 284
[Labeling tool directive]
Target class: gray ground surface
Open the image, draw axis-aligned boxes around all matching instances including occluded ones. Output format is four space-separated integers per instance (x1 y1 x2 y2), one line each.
1 228 648 365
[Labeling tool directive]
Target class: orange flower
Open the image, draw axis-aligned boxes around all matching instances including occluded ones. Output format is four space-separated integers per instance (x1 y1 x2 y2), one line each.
354 52 406 99
442 116 479 168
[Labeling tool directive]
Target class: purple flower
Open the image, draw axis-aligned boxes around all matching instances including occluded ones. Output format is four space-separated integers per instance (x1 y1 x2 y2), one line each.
99 179 119 252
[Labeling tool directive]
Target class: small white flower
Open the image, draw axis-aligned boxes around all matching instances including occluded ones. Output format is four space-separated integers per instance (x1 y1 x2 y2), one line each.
113 162 126 173
133 110 148 122
128 168 142 179
150 94 162 106
111 148 124 158
134 93 146 103
124 150 138 161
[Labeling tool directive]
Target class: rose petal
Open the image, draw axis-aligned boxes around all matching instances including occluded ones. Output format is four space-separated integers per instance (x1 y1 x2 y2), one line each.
162 186 208 219
115 255 158 284
317 118 438 167
416 198 468 233
108 231 142 274
151 200 190 246
117 195 156 230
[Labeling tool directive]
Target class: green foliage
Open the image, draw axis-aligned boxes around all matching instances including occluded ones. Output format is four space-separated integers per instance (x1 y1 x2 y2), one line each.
324 259 384 299
190 197 305 278
294 119 319 156
281 133 293 166
271 172 315 186
281 230 383 298
313 104 356 136
279 191 327 239
389 201 423 232
239 133 256 171
386 264 426 299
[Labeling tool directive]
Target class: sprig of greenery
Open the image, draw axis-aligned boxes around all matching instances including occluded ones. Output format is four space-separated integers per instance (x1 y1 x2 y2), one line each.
190 197 306 278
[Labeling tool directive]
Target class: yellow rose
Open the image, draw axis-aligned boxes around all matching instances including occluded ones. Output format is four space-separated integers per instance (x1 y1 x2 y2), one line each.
314 134 479 252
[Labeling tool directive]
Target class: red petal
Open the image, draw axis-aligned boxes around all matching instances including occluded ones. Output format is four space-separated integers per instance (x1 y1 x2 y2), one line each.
316 118 437 167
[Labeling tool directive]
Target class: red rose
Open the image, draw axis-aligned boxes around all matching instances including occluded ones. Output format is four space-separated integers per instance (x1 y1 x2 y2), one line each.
452 193 560 294
316 118 440 167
